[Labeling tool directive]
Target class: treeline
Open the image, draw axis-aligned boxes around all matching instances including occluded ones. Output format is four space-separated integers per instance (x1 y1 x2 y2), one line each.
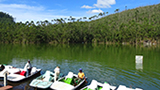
0 12 15 24
0 3 160 44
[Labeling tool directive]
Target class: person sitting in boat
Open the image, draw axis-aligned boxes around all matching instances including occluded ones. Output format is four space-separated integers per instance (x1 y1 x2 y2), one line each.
24 60 32 77
0 64 5 71
54 66 60 81
74 68 87 85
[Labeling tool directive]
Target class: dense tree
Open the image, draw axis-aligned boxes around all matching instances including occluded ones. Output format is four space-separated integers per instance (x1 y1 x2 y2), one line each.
0 3 160 44
0 12 15 24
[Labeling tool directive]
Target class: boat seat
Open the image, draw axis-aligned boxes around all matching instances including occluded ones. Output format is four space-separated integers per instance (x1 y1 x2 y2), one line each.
103 82 116 90
31 67 37 75
87 80 98 90
65 72 73 79
20 71 26 76
101 82 110 90
135 88 143 90
64 72 73 84
43 70 51 81
65 78 72 84
117 85 136 90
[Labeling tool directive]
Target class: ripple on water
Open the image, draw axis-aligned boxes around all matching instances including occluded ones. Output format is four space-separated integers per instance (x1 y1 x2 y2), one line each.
113 68 160 90
8 59 160 90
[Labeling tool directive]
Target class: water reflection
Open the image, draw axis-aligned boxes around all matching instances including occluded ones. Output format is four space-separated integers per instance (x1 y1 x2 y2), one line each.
0 44 160 90
135 63 143 70
135 55 143 71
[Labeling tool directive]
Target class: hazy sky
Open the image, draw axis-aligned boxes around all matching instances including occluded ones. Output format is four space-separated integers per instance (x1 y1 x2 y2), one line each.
0 0 159 22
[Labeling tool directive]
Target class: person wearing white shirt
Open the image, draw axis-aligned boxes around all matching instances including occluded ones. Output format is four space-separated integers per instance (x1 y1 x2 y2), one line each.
24 60 32 77
54 66 60 81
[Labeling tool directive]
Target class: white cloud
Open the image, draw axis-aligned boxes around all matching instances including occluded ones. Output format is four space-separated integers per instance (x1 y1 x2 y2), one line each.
94 0 116 8
87 9 103 14
81 5 95 9
0 4 44 11
81 0 116 9
0 4 70 23
14 12 68 23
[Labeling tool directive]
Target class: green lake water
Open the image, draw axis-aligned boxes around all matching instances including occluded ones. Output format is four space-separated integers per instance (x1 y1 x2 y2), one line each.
0 44 160 90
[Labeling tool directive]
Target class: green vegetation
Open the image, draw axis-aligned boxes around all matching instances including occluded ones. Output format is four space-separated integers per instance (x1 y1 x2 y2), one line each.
0 12 15 24
0 3 160 44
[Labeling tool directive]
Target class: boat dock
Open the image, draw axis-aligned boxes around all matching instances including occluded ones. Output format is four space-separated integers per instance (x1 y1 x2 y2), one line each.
0 72 13 90
0 85 13 90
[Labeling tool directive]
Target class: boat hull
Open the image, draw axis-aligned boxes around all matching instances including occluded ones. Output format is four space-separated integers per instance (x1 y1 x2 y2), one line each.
81 80 116 90
0 65 21 80
30 79 53 89
7 69 41 83
50 72 86 90
29 70 55 89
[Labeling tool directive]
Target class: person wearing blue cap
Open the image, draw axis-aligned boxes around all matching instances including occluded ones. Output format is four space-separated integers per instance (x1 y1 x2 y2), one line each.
78 68 84 79
74 68 87 86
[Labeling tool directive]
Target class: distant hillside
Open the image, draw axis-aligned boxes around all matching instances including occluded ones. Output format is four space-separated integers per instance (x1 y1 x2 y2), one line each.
0 12 15 24
0 3 160 44
89 3 160 44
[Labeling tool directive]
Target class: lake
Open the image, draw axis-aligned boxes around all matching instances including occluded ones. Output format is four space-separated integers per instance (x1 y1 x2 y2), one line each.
0 44 160 90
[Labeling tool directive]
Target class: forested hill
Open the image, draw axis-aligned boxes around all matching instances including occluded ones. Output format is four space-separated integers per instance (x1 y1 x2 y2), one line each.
0 3 160 44
0 12 15 24
89 3 160 44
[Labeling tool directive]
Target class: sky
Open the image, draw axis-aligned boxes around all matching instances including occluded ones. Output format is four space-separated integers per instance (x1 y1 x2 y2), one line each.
0 0 160 23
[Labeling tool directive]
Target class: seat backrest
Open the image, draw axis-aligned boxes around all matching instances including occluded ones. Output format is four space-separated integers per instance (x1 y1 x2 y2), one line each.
20 71 26 76
87 80 97 90
43 70 51 81
101 83 110 90
31 67 37 75
117 85 127 90
135 88 143 90
65 72 73 80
